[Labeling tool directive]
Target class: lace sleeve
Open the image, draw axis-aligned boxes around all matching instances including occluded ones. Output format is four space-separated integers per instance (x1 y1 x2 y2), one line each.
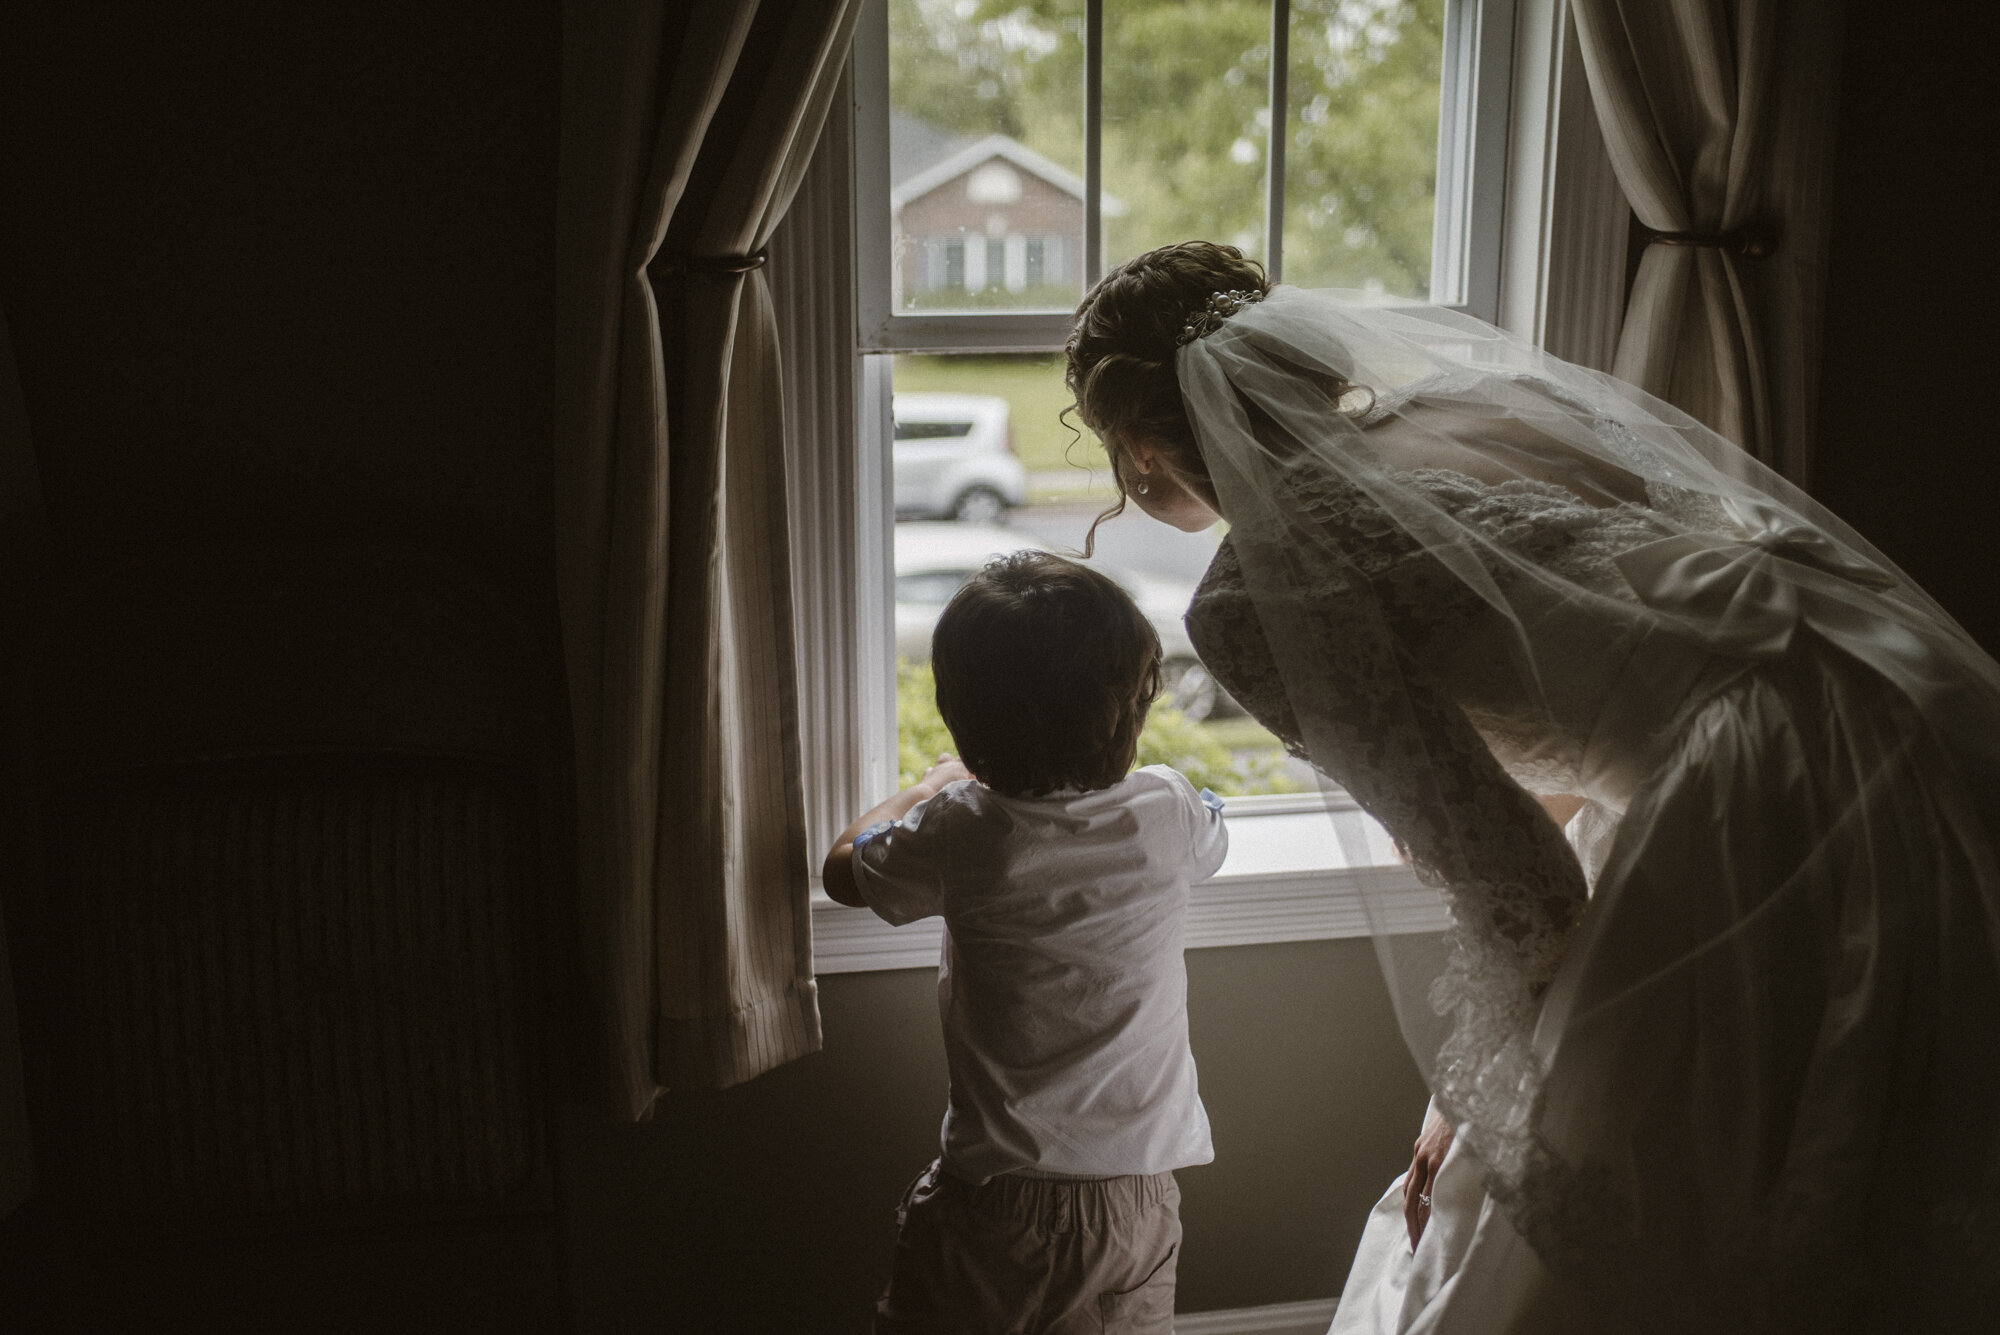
1188 531 1586 1155
1189 537 1587 982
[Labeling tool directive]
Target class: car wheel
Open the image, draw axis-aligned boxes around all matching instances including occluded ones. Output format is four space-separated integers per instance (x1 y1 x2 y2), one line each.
949 486 1007 525
1164 657 1222 723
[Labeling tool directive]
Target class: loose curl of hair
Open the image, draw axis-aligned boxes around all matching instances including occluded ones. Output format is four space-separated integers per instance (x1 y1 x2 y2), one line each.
1063 241 1271 553
932 550 1162 798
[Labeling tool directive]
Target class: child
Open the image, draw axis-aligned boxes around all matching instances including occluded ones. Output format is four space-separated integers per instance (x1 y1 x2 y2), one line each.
823 550 1229 1335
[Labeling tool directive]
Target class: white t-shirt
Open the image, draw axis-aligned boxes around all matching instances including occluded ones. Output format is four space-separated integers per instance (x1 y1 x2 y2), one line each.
851 764 1229 1183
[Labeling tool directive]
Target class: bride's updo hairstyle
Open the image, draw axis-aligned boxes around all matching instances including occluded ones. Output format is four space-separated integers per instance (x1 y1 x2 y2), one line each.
1064 241 1270 548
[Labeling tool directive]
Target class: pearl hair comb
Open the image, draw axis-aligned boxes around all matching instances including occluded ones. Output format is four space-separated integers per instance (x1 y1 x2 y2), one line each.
1176 288 1267 346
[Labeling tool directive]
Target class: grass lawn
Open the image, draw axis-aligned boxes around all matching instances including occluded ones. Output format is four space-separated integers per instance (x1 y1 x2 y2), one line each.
893 353 1106 478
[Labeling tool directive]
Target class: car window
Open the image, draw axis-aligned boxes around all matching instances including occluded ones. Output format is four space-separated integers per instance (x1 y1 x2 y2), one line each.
895 570 972 605
893 420 975 440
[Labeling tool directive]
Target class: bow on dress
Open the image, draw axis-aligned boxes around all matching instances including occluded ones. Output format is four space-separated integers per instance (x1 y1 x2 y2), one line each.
1612 500 1964 716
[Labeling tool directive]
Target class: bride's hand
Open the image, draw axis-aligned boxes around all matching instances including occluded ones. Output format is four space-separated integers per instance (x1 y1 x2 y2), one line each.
1404 1106 1455 1249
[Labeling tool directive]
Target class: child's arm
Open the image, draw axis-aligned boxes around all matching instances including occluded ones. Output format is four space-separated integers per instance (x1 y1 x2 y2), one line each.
821 754 973 907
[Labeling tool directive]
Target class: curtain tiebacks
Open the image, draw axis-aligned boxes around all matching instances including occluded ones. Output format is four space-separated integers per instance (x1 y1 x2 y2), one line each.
1639 220 1779 258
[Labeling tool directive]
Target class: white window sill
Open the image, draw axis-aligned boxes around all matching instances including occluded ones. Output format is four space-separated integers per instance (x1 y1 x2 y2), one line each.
810 791 1447 975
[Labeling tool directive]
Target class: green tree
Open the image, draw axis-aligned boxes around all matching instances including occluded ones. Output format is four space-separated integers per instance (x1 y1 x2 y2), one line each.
887 0 1443 296
897 656 1299 794
896 657 960 785
1281 0 1444 294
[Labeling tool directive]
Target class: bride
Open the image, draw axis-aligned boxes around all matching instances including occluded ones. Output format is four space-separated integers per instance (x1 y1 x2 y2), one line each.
1063 242 2000 1333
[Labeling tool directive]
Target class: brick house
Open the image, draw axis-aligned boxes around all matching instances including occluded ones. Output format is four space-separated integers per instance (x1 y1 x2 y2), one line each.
891 114 1117 301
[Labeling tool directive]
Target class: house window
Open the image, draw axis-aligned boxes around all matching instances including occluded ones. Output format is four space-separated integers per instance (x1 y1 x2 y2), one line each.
808 0 1631 970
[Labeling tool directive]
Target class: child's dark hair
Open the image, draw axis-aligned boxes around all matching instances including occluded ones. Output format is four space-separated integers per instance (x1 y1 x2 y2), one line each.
932 550 1162 798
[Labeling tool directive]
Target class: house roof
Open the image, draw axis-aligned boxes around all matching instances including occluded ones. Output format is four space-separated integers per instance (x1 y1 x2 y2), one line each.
888 114 1123 215
890 112 975 187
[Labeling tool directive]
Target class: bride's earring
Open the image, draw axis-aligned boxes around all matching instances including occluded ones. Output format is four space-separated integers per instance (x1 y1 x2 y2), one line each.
1136 479 1150 496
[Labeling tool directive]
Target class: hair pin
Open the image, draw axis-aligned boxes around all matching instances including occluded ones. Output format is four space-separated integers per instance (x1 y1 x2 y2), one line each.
1176 288 1266 347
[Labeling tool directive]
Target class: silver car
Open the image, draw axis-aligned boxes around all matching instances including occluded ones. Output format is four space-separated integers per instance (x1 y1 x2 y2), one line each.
892 392 1028 524
893 522 1234 722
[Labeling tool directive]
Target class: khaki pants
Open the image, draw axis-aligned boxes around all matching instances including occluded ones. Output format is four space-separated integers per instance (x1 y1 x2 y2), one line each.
873 1160 1181 1335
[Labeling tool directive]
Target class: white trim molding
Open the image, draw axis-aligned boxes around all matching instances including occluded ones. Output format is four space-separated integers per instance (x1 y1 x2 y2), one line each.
1496 0 1628 370
812 795 1443 974
1430 0 1519 320
1175 1296 1343 1335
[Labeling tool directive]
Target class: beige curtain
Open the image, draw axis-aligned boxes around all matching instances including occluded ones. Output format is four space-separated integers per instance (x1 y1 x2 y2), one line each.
0 305 41 1214
1573 0 1842 481
557 0 860 1118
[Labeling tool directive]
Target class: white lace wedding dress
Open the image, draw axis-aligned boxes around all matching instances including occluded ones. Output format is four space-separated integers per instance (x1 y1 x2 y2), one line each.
1174 293 2000 1333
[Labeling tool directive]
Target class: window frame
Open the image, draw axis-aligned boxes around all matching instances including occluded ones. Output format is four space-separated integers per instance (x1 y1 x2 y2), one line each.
856 0 1524 353
784 0 1629 973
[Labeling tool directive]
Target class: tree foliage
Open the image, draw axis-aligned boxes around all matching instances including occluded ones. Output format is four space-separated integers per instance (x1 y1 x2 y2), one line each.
897 656 1299 794
889 0 1443 297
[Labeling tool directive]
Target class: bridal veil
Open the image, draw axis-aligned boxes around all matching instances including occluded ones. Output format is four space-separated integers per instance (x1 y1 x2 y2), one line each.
1176 286 2000 1332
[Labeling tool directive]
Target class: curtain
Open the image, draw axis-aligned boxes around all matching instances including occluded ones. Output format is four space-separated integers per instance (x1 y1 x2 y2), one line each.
1572 0 1843 482
557 0 861 1118
0 304 42 1214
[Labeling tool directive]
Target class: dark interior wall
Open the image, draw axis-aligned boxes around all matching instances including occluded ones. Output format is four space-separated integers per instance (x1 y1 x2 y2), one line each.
560 939 1428 1332
0 1 558 589
0 3 566 1332
1812 1 2000 648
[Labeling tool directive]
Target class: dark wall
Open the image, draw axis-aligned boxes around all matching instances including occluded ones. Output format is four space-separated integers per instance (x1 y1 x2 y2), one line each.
560 939 1427 1332
0 1 558 589
0 3 566 1332
1812 0 2000 649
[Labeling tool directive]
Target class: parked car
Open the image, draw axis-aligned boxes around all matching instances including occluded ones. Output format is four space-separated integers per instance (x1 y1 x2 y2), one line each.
892 392 1027 523
893 523 1237 722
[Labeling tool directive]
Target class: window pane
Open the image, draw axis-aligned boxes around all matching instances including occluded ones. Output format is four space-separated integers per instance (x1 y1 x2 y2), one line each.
1102 0 1272 270
888 353 1307 797
888 0 1086 312
1280 0 1445 296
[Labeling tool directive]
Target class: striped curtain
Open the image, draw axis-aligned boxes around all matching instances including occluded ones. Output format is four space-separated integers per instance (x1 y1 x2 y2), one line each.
1572 0 1843 483
557 0 860 1117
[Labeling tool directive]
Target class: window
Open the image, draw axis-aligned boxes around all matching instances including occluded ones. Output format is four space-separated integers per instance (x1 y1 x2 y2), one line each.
895 420 975 440
792 0 1629 971
859 0 1524 351
896 570 972 605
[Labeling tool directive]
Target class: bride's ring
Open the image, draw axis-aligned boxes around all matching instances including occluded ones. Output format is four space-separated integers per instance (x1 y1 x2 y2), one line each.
1418 1193 1431 1208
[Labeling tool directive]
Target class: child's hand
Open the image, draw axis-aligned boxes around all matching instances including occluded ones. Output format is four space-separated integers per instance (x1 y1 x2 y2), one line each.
920 754 973 791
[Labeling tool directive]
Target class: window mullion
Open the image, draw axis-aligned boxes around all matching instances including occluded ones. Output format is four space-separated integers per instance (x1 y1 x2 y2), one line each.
1265 0 1289 281
1084 0 1103 286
